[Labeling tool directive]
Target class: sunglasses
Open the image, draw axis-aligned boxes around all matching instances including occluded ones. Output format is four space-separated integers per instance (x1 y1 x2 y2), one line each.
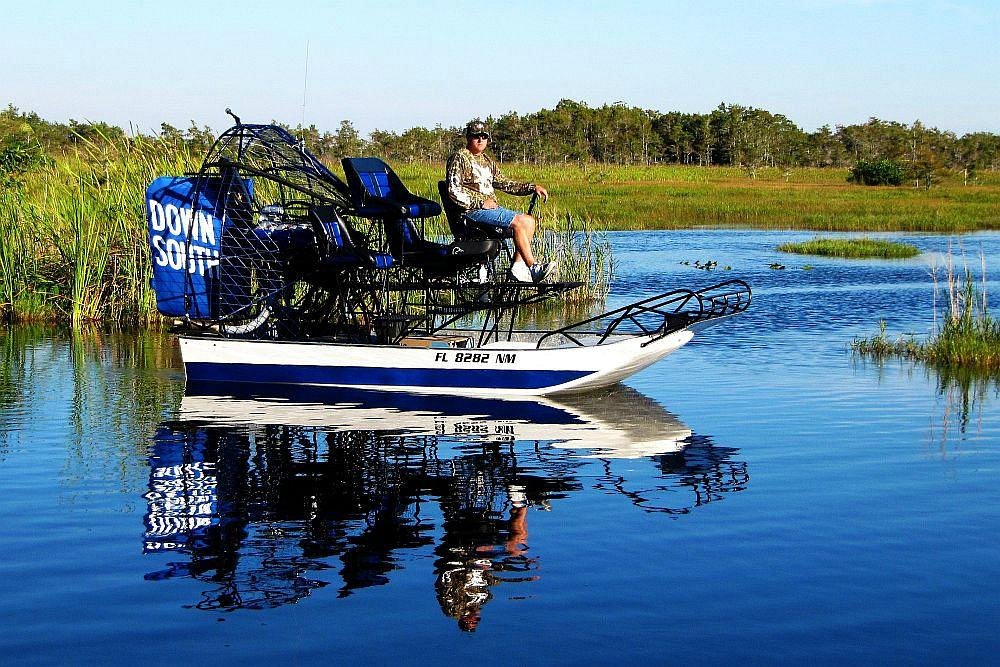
471 133 490 140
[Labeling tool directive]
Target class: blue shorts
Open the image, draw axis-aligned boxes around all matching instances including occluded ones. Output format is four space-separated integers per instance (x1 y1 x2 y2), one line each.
465 206 518 229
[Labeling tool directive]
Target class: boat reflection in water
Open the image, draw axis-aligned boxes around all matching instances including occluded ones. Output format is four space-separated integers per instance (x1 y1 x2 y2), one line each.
144 383 748 629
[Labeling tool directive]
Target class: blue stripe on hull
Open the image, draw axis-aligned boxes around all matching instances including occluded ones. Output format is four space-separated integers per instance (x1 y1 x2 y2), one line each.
185 362 592 390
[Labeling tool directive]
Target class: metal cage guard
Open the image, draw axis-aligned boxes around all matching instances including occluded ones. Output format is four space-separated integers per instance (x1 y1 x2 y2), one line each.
536 279 751 349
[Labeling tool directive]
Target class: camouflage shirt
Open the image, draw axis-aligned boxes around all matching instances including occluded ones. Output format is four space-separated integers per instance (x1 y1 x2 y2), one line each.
445 148 535 211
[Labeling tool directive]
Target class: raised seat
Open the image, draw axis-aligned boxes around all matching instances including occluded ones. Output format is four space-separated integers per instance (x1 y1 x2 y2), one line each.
342 157 441 220
342 158 498 274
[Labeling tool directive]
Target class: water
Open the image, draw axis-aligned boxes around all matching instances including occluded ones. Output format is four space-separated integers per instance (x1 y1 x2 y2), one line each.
2 230 999 664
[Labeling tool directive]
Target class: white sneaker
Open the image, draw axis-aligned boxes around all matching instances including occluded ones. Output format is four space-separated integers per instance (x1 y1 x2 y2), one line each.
529 261 557 283
509 261 532 283
547 261 560 281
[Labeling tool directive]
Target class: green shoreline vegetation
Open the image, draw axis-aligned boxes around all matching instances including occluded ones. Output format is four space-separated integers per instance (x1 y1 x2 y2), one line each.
777 237 921 259
2 103 999 329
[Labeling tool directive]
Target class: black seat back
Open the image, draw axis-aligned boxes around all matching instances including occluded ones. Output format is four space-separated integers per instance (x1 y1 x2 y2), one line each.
438 180 472 239
343 157 441 219
310 204 357 256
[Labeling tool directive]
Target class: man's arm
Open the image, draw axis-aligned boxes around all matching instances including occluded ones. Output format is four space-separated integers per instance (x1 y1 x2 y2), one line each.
490 157 536 197
446 152 490 210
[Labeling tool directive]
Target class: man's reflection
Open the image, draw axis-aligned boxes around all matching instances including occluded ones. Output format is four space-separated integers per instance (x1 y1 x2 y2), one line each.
433 453 545 631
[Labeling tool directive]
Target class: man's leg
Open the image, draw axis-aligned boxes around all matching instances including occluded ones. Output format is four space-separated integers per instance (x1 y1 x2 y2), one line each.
463 207 553 281
464 207 536 265
509 213 536 266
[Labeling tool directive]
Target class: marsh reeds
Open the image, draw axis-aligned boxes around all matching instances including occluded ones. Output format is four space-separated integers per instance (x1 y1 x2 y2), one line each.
52 178 110 324
852 248 1000 372
0 188 47 320
2 133 199 325
533 210 615 302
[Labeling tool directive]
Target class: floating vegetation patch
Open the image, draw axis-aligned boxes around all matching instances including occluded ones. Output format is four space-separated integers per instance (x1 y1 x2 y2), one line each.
778 237 920 259
680 260 728 271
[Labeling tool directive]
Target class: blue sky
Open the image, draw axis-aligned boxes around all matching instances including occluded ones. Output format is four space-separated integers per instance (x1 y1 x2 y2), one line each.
2 0 997 135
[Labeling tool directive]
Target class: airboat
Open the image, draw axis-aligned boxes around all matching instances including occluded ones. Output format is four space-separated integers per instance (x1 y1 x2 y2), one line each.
146 112 750 396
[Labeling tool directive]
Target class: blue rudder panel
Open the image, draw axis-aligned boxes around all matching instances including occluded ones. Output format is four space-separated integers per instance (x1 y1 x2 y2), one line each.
146 176 227 319
146 176 253 320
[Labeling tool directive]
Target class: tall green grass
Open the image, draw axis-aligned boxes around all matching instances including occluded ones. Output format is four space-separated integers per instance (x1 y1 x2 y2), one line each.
0 189 48 319
534 212 615 302
0 134 199 324
53 178 111 324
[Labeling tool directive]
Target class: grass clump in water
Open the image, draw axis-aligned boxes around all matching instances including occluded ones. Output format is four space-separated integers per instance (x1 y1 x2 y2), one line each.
778 237 920 259
533 211 615 303
852 251 1000 372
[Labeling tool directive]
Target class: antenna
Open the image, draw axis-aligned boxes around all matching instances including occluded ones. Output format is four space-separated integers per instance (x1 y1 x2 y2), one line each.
300 41 310 129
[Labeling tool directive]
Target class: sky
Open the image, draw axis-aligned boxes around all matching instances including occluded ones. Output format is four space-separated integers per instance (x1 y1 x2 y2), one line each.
2 0 998 136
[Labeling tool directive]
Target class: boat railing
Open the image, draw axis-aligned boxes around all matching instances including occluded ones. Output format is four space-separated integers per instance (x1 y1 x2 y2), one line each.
535 279 752 349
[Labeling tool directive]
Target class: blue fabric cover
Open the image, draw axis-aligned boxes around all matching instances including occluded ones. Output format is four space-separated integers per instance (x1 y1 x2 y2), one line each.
147 176 245 318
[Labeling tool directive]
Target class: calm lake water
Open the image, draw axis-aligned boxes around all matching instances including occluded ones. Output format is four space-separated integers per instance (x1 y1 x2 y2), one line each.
2 230 999 664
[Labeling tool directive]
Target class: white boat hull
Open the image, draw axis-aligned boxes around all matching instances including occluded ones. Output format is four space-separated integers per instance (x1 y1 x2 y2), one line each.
180 326 701 396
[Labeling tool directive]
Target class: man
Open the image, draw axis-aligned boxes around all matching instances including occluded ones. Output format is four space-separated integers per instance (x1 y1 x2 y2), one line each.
446 121 555 283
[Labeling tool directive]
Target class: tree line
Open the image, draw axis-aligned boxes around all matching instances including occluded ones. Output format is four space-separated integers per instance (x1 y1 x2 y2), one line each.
4 100 999 179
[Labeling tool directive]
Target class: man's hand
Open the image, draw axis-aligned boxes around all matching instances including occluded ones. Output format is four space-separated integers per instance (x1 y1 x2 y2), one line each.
534 185 549 203
482 197 499 209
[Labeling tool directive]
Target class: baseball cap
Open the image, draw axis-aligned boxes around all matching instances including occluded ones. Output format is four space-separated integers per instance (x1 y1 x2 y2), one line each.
465 120 491 138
